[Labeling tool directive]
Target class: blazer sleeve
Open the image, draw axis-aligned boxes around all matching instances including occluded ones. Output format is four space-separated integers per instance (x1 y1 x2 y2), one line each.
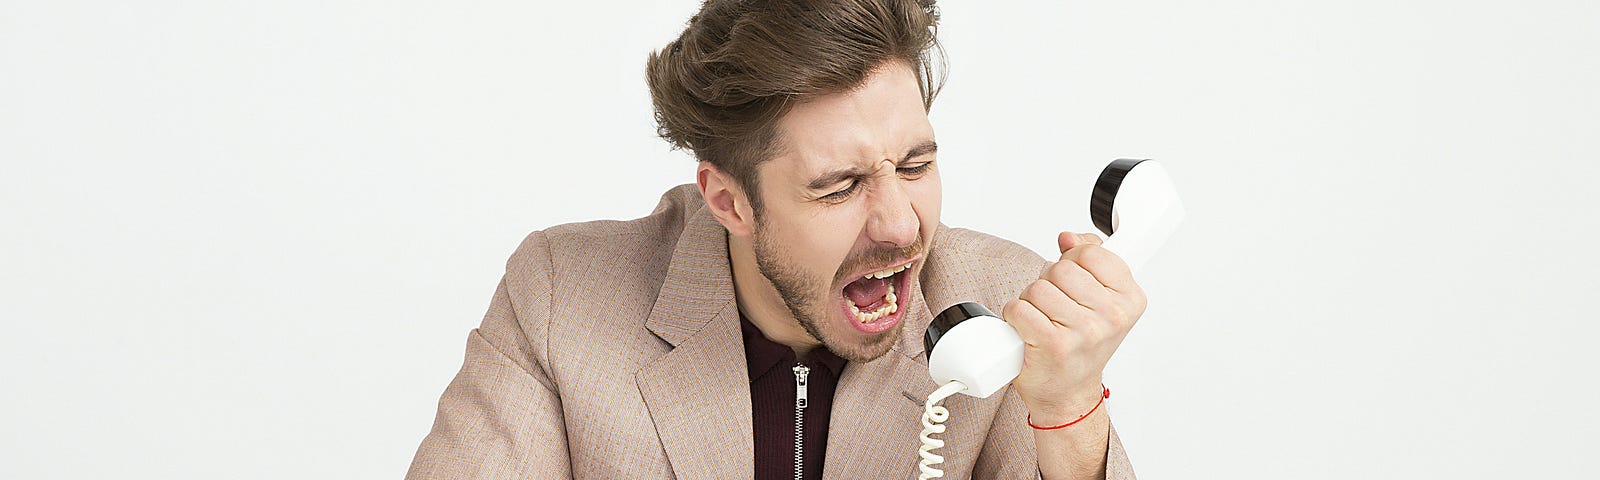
971 388 1137 479
407 231 571 479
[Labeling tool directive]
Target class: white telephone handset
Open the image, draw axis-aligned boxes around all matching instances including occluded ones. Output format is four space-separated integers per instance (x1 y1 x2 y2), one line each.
916 159 1185 478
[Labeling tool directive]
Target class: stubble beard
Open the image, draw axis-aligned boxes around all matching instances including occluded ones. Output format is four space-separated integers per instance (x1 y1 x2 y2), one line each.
750 219 916 363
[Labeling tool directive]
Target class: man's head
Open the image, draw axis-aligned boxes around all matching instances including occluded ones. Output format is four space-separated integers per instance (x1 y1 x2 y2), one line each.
648 0 945 362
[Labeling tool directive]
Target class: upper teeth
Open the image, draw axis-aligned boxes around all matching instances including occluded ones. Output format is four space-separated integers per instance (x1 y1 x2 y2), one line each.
865 262 912 280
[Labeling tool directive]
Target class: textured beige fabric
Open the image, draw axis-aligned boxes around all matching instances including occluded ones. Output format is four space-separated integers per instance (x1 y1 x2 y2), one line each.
407 184 1137 479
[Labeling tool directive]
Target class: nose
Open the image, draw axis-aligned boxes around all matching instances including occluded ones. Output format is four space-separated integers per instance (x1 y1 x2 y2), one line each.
864 160 919 249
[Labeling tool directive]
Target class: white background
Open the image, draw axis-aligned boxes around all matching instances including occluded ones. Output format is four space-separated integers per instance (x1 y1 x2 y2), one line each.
3 1 1597 478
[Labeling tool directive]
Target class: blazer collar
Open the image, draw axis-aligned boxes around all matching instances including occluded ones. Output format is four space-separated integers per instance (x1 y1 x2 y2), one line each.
643 203 738 347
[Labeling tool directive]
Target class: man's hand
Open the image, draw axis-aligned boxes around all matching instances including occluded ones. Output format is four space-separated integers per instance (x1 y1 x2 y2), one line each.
1004 231 1146 425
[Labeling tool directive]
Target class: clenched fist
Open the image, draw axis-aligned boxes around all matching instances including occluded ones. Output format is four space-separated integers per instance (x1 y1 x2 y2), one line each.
1004 231 1147 425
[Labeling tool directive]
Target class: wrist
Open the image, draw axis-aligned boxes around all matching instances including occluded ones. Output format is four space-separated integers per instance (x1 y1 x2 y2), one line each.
1026 383 1109 429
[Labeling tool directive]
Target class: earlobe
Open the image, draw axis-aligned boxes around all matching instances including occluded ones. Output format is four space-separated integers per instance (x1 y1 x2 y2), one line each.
696 163 755 237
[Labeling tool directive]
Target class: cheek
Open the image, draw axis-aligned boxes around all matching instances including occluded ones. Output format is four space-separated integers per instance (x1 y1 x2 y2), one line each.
818 225 862 280
911 172 943 234
785 216 860 283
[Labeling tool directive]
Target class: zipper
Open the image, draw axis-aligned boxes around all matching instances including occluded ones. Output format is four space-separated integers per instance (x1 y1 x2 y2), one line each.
792 364 811 480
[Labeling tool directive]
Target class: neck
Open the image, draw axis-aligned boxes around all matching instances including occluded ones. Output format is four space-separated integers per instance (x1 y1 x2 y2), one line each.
728 232 821 357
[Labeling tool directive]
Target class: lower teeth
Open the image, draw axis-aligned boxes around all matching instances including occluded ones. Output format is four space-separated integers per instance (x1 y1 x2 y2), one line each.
850 281 898 323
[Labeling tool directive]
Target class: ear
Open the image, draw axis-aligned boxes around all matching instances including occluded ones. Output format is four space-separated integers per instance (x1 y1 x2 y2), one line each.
697 162 756 237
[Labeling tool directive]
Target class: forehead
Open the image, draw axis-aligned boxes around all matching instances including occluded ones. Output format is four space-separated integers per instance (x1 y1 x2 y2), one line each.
765 62 934 187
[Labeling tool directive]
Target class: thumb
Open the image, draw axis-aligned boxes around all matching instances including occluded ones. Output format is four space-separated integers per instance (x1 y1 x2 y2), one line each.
1057 231 1104 253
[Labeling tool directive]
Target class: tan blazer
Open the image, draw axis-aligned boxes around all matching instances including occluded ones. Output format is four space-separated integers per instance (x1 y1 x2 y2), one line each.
407 185 1136 479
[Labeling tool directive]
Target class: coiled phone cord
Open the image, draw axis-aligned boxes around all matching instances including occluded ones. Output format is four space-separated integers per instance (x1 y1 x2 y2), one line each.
917 380 968 479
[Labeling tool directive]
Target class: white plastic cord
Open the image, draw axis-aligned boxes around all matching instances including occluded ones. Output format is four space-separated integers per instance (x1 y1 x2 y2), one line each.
917 380 968 479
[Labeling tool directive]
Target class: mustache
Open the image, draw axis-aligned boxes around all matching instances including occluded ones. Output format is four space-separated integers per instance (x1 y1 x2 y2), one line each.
837 237 924 283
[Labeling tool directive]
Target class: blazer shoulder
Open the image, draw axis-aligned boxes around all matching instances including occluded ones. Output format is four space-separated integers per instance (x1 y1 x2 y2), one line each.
506 184 700 283
498 184 701 348
920 226 1051 313
931 226 1049 274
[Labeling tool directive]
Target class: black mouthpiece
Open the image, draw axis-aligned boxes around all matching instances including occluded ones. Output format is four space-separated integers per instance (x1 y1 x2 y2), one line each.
925 302 997 357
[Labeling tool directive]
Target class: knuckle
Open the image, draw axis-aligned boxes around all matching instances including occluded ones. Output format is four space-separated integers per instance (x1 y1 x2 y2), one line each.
1024 278 1059 301
1102 300 1125 319
1085 245 1130 274
1129 286 1149 313
1047 260 1080 283
1002 298 1025 317
1059 248 1086 264
1080 245 1113 269
1109 319 1130 335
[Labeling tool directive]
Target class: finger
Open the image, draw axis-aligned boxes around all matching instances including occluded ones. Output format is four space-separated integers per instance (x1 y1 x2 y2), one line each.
1061 244 1138 294
1041 258 1119 313
1017 278 1094 329
1056 231 1104 253
1001 298 1058 347
1057 232 1076 253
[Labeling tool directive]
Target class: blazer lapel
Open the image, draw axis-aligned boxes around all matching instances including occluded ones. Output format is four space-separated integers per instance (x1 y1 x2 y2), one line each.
636 205 755 479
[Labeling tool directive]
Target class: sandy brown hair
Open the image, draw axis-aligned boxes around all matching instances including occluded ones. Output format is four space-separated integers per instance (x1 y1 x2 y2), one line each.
646 0 944 212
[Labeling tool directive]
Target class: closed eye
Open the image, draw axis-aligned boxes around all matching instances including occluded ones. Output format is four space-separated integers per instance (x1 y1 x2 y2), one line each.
897 162 933 177
820 178 860 201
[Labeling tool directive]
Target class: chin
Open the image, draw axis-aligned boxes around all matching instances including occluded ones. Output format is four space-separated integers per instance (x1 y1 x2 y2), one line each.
817 323 902 363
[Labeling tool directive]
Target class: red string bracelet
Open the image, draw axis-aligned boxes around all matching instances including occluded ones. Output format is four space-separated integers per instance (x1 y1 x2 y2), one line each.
1027 385 1110 430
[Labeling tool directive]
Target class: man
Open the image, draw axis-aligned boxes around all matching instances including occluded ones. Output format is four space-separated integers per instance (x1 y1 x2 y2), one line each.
408 1 1142 478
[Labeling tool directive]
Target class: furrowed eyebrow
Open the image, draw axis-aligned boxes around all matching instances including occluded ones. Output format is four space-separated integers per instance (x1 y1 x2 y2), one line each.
805 166 873 191
804 140 938 191
902 140 938 163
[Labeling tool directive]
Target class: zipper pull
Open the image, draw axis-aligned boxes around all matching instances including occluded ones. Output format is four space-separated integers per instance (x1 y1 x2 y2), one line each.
793 365 810 409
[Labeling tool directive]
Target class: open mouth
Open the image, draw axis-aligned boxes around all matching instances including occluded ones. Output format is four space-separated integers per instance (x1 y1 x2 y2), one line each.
839 260 915 334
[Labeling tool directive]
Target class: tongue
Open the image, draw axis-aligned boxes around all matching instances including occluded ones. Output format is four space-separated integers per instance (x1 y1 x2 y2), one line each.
844 276 890 309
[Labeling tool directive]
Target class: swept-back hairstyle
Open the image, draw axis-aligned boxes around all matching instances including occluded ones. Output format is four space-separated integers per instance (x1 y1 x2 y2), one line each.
647 0 944 211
